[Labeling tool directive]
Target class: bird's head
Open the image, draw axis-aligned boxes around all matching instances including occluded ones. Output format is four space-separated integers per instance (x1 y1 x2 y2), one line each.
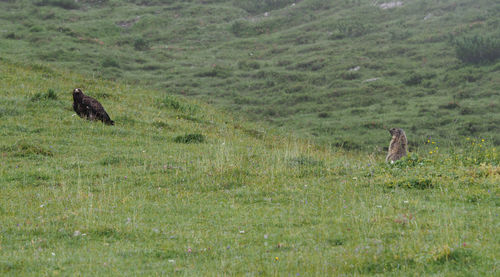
73 88 83 95
73 88 84 100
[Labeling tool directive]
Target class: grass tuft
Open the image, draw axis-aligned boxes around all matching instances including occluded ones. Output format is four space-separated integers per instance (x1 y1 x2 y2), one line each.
30 89 58 102
174 133 206 144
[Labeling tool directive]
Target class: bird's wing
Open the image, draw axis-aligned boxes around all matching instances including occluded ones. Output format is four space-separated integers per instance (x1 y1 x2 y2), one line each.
83 96 112 120
81 96 102 110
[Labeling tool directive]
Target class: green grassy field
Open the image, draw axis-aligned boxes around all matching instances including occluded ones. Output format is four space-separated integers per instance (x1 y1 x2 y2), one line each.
1 0 499 149
0 60 498 275
1 0 499 275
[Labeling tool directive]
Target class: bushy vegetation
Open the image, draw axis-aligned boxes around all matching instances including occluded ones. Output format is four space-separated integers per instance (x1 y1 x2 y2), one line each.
174 133 206 144
30 88 58 101
133 37 150 51
35 0 80 9
454 34 500 64
234 0 296 14
0 61 498 275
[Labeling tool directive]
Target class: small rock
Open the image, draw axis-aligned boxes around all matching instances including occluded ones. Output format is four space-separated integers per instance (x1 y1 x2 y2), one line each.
363 78 380 83
379 1 403 10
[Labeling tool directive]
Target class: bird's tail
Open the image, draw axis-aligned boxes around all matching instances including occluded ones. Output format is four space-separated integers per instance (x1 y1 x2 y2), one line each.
102 112 114 125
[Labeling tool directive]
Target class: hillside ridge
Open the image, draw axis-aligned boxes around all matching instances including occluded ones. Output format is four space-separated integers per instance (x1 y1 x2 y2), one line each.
1 0 499 149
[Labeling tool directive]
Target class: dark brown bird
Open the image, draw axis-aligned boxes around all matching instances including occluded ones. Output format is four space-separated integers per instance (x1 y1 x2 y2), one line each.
72 88 114 125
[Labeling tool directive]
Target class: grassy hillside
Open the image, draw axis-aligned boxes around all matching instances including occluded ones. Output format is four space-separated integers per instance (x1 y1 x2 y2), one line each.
0 60 499 275
0 0 499 150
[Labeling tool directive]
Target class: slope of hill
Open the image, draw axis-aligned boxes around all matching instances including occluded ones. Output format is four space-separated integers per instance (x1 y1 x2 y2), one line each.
0 60 498 275
1 0 499 150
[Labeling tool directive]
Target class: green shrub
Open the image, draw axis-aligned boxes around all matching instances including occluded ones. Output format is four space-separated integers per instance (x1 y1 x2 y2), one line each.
159 95 198 113
335 21 370 38
390 153 426 168
459 107 474 115
29 25 44 32
195 65 232 78
403 72 436 86
174 133 206 144
317 112 330 118
102 57 120 68
288 156 323 167
231 21 263 37
35 0 80 9
386 177 435 189
454 35 500 64
238 60 260 70
341 71 360 80
5 32 21 39
334 140 361 150
133 38 150 51
439 101 460 110
30 89 58 102
233 0 296 14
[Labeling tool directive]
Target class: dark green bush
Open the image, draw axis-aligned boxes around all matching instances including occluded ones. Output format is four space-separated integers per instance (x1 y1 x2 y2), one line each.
335 21 370 38
30 25 44 32
231 21 264 37
133 38 150 51
439 101 460 110
174 133 206 144
386 178 435 189
35 0 80 9
288 156 324 167
102 57 120 68
390 153 426 168
30 89 58 102
403 72 436 86
317 112 330 118
454 35 500 64
334 140 361 150
79 0 110 5
341 71 361 80
238 60 260 70
459 107 474 115
195 65 232 78
233 0 296 14
5 32 21 39
159 95 198 113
